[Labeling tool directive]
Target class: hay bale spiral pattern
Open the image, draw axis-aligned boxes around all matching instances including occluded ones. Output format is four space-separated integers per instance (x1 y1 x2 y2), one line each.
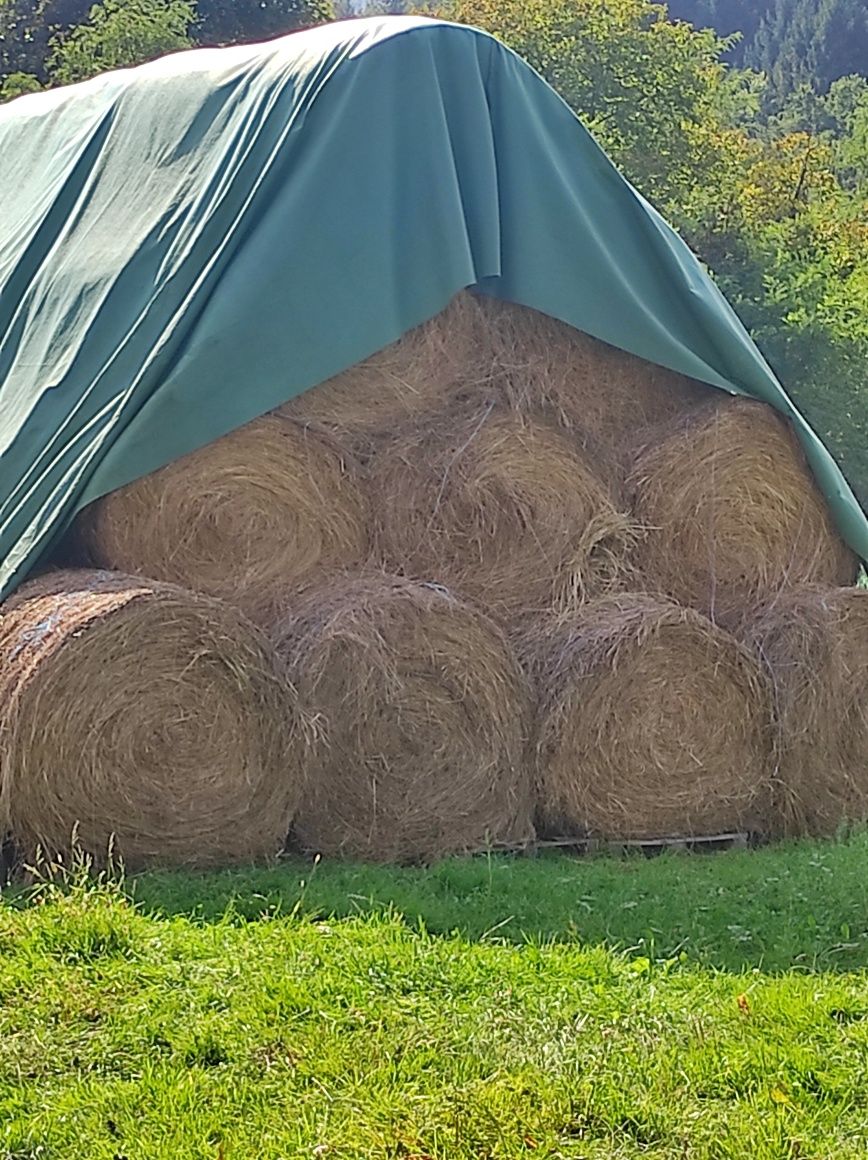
272 573 534 863
72 414 371 626
477 297 709 447
528 593 775 841
745 585 868 837
278 292 495 448
0 570 308 868
626 397 857 625
370 407 636 622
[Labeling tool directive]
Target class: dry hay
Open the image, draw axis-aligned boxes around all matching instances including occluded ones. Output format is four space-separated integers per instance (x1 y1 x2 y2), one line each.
279 292 707 452
745 585 868 837
278 292 495 448
272 572 534 863
626 396 858 626
527 593 774 841
70 413 371 626
0 569 308 868
470 296 710 448
369 406 637 623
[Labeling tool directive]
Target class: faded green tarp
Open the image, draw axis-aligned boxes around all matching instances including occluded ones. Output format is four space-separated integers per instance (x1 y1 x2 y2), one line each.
1 16 866 600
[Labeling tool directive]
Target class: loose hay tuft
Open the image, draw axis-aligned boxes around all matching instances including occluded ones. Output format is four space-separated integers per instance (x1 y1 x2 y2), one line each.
0 570 308 868
745 585 868 837
369 406 637 622
626 397 858 626
70 414 371 625
527 593 774 841
272 572 534 863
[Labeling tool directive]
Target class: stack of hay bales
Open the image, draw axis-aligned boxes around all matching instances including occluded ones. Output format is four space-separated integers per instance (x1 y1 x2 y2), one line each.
1 290 861 867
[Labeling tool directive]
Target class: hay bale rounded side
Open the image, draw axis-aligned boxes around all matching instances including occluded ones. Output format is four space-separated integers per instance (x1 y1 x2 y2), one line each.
0 570 308 868
273 573 534 863
745 585 868 837
70 414 371 625
626 397 857 625
279 293 707 453
477 297 709 447
369 407 636 622
278 292 494 447
529 594 774 840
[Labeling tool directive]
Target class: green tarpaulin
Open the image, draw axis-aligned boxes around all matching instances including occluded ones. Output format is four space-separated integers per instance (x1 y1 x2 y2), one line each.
1 14 866 600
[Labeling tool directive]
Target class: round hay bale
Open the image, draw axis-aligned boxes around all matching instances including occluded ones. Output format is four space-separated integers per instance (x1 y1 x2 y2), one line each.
70 414 371 626
745 585 868 837
279 293 707 453
273 572 534 863
0 569 308 868
529 593 774 841
278 291 494 448
369 406 636 623
626 397 858 626
478 297 709 448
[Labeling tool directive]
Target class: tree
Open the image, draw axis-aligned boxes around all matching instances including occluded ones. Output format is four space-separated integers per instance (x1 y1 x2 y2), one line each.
47 0 194 84
1 0 332 88
667 0 868 95
1 0 92 82
0 68 43 98
666 0 771 61
443 0 741 222
745 0 868 104
194 0 333 46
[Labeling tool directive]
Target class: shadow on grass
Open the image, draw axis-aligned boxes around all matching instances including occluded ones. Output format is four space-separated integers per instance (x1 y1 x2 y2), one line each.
123 829 868 975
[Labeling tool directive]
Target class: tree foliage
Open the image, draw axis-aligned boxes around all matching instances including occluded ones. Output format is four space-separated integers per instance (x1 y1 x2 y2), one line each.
0 0 92 83
195 0 332 47
0 0 332 89
48 0 193 84
667 0 868 103
446 0 740 219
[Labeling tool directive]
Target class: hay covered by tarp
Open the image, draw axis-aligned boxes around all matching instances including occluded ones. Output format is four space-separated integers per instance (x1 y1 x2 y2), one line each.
478 297 710 449
527 593 774 840
70 414 371 626
3 15 867 607
369 406 636 622
272 572 534 863
0 569 308 867
279 292 495 447
280 292 710 454
626 397 858 625
745 585 868 837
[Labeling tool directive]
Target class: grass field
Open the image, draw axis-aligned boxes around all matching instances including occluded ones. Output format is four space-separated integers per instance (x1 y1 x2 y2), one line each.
2 834 868 1158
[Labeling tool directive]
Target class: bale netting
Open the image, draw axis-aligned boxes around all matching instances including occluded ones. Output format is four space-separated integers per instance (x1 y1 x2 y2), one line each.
70 413 371 626
0 569 308 868
626 397 858 627
278 291 495 449
272 572 534 863
476 296 710 448
369 406 637 623
745 585 868 837
528 594 775 841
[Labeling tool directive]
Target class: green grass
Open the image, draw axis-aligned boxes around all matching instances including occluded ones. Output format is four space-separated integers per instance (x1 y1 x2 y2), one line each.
2 834 868 1158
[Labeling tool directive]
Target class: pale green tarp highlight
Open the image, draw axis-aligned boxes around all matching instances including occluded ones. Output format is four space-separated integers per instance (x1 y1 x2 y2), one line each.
1 15 866 600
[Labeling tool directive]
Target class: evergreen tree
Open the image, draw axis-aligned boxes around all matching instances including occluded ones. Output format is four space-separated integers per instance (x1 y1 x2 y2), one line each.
668 0 868 95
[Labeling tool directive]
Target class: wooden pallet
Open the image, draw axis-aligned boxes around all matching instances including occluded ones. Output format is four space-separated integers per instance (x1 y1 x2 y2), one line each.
532 832 752 857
